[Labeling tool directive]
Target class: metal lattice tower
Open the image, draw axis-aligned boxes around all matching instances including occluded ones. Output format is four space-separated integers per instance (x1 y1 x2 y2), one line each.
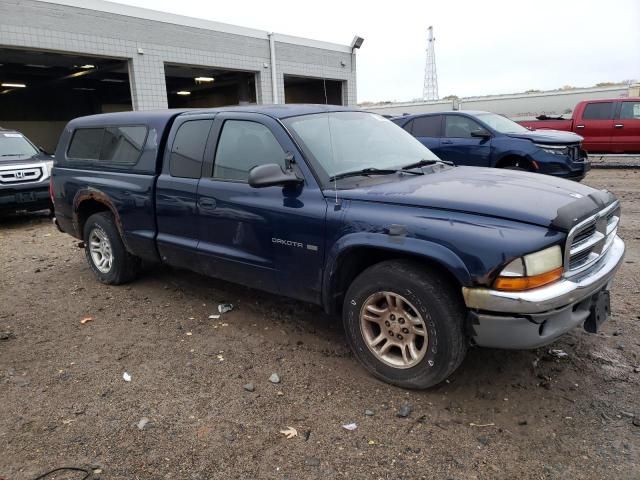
423 26 439 101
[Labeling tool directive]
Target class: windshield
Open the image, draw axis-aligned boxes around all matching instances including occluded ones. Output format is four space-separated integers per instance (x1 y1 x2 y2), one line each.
284 112 440 184
475 112 529 134
0 132 39 160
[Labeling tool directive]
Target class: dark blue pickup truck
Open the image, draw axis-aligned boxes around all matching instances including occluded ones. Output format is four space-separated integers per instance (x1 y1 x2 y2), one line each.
392 110 590 181
52 105 625 389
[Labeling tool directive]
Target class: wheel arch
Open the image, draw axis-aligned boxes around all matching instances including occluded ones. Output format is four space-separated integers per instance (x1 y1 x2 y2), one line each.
322 234 471 315
73 190 128 249
494 153 536 171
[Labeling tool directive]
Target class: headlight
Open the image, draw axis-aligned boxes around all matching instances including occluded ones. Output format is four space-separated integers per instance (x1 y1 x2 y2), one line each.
535 144 569 156
494 245 563 291
45 160 54 173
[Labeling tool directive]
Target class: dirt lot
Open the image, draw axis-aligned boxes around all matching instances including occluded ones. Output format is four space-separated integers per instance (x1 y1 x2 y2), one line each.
1 169 639 480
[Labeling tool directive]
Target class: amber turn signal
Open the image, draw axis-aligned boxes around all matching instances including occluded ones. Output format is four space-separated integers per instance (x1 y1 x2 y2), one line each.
494 267 564 292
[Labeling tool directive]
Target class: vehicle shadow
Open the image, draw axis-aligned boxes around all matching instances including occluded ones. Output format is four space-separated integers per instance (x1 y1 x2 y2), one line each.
0 210 51 229
135 262 546 391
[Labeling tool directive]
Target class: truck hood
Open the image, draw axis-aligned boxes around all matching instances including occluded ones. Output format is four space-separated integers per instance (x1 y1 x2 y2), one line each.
333 167 615 231
505 129 583 145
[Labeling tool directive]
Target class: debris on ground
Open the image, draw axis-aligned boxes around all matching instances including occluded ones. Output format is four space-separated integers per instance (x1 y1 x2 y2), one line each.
137 417 151 430
397 404 412 418
0 331 15 341
304 457 320 467
469 422 496 427
218 303 234 314
364 409 375 416
208 314 220 320
243 383 255 392
280 426 297 439
269 373 280 384
122 372 132 382
549 349 569 359
80 316 93 324
342 422 357 431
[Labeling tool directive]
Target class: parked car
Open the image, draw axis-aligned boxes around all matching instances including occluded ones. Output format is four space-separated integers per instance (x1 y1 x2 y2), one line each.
0 128 54 216
51 106 625 389
518 98 640 154
392 110 590 180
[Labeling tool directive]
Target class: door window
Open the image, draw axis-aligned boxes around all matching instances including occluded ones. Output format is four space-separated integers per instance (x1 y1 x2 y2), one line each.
619 102 640 120
170 120 213 179
582 102 613 120
444 116 483 138
213 120 285 182
412 115 441 137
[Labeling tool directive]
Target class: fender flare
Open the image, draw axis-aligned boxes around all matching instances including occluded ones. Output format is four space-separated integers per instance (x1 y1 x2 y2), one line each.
72 189 128 249
321 232 472 313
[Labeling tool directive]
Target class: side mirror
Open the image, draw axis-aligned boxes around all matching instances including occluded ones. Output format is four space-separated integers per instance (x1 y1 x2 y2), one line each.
248 163 303 188
470 129 491 139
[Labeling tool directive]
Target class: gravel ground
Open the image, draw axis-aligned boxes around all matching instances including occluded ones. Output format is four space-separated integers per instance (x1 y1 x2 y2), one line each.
1 169 639 480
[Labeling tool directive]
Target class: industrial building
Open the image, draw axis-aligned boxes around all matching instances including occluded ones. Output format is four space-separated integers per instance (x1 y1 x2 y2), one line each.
0 0 359 151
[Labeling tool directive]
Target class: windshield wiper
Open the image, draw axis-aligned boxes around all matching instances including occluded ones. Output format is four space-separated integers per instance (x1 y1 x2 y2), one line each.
329 166 424 182
329 168 398 182
400 158 454 169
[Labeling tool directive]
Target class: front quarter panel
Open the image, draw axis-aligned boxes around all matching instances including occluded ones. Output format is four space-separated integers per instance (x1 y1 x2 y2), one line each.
323 199 565 303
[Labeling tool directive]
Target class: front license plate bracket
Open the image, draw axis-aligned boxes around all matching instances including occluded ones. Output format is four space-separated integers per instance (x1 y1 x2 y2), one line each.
584 290 610 333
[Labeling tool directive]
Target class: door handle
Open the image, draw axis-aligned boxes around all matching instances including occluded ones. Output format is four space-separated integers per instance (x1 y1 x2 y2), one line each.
614 124 624 128
199 198 217 210
575 125 585 129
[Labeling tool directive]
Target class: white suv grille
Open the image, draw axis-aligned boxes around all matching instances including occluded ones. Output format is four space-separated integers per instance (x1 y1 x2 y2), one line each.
565 201 620 276
0 166 43 184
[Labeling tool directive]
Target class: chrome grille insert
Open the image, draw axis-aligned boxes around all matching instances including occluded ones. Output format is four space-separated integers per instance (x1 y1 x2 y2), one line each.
565 201 620 277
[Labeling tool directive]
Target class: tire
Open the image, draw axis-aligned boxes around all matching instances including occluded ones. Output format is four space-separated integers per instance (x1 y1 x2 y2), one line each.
343 260 467 389
83 212 140 284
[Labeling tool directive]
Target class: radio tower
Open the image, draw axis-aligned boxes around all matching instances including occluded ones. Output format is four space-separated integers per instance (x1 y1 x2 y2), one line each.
422 26 439 101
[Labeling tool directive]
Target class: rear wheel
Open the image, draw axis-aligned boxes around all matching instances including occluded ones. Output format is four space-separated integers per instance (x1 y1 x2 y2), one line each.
83 212 140 284
343 260 468 389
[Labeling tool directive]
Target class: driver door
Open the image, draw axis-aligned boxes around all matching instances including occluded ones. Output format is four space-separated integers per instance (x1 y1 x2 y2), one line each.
195 112 328 302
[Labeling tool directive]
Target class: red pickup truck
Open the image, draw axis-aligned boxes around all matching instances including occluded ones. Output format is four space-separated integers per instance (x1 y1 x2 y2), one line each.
518 98 640 154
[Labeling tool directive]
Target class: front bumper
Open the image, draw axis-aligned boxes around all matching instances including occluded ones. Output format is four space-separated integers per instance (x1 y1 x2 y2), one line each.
0 183 51 213
462 235 625 349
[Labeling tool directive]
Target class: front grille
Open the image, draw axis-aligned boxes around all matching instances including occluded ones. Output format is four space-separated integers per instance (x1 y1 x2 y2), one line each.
566 202 620 275
0 166 43 184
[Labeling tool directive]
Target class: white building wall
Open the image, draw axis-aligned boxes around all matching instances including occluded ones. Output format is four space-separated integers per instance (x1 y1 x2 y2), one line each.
0 0 357 110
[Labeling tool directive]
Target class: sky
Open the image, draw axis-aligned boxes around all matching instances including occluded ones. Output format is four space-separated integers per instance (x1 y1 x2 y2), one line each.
112 0 640 103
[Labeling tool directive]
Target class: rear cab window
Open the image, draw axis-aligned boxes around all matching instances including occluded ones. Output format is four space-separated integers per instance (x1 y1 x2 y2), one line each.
582 102 614 120
169 120 213 179
67 125 148 166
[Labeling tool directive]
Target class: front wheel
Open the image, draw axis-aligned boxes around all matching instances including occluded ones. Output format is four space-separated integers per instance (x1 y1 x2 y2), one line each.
83 212 140 284
343 260 468 389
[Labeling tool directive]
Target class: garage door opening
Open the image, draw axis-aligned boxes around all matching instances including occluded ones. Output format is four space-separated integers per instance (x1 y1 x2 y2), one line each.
165 64 257 108
0 47 132 152
284 76 343 105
